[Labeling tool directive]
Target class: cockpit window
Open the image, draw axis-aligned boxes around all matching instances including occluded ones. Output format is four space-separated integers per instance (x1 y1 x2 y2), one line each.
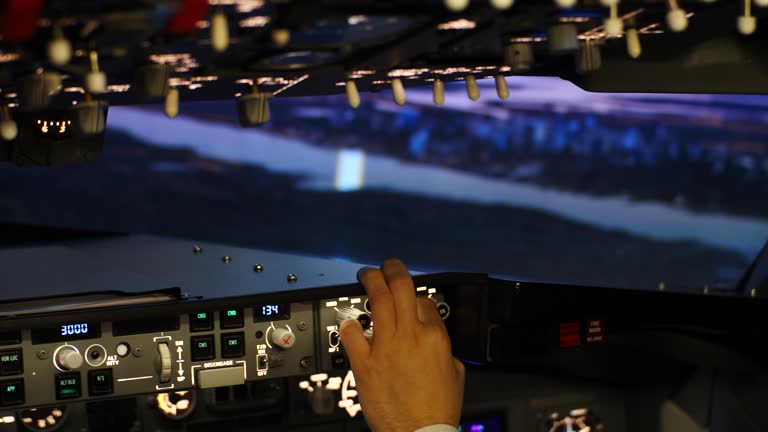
1 77 766 292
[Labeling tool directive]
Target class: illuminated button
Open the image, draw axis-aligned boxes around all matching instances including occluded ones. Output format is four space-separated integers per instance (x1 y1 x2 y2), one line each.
55 372 81 400
190 312 213 332
221 332 245 358
115 343 130 358
88 369 113 396
0 350 22 376
190 335 215 361
220 309 243 329
0 379 24 406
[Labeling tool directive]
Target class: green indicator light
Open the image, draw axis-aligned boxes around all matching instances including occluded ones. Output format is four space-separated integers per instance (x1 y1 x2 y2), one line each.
6 385 15 392
228 339 238 346
227 310 237 317
197 313 207 319
60 389 77 395
97 376 105 382
198 342 208 348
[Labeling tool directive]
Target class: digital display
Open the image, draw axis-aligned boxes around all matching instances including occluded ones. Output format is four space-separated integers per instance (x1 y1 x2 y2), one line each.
31 322 100 345
253 304 290 322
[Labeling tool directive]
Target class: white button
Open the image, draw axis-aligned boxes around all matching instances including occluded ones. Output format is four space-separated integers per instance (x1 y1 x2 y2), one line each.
116 343 130 357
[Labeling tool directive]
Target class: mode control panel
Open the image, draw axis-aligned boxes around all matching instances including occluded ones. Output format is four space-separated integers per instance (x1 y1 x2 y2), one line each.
0 286 450 409
319 288 448 372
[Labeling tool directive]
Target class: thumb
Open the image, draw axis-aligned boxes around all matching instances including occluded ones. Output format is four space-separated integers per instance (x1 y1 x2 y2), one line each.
339 318 370 367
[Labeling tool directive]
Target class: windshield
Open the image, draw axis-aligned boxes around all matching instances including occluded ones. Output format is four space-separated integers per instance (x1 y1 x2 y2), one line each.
1 76 766 292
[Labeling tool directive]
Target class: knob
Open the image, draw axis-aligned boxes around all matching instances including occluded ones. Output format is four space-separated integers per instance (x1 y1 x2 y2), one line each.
336 307 372 330
56 346 83 371
156 343 172 383
270 328 296 350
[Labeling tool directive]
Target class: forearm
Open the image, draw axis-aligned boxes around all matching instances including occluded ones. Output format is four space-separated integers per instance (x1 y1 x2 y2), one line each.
415 425 458 432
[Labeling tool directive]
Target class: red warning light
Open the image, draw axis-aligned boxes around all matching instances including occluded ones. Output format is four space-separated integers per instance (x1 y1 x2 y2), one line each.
559 321 581 348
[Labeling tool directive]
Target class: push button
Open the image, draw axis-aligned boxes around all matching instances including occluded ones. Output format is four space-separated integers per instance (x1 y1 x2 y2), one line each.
436 302 451 319
190 335 215 361
0 350 22 376
88 369 113 396
220 309 243 329
190 312 213 332
55 372 81 400
0 379 24 406
221 332 245 358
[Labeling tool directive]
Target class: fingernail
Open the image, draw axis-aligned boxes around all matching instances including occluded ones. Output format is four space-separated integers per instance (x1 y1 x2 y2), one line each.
356 266 375 281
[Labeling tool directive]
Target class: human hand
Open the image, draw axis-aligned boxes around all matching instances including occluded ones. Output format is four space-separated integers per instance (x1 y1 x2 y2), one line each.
339 259 465 432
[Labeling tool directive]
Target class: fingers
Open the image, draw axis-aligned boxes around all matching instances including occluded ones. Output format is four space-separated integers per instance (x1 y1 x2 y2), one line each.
453 358 466 378
381 259 418 329
416 296 443 326
358 266 396 340
339 318 370 368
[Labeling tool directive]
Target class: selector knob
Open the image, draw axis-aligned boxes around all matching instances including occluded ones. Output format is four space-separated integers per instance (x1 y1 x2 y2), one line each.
336 307 372 330
56 346 83 371
270 328 296 350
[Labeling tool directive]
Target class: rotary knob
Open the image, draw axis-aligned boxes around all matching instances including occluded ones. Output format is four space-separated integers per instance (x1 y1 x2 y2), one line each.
270 328 296 350
335 307 372 330
56 346 83 371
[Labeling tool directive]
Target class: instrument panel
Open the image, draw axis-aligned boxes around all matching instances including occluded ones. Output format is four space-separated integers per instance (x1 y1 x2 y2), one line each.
0 291 448 410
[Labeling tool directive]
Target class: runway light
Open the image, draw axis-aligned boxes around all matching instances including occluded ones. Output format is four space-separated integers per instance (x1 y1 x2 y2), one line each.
437 19 477 30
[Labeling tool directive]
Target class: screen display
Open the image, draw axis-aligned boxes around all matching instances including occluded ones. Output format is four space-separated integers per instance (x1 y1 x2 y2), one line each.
31 322 101 345
253 304 290 322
